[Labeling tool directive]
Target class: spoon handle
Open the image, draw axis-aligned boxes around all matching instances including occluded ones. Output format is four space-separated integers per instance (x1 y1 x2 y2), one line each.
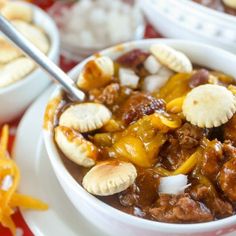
0 15 85 101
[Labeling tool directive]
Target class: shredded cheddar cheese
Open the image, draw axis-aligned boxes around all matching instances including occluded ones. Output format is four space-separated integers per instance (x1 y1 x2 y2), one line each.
166 96 186 113
0 125 48 235
155 149 201 177
172 150 200 175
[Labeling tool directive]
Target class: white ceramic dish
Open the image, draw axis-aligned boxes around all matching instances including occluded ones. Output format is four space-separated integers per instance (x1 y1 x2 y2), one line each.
44 39 236 236
0 2 60 125
140 0 236 53
13 86 106 236
13 86 235 236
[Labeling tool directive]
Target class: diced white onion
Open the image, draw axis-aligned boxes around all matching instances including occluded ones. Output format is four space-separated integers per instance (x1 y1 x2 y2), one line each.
158 66 174 81
158 174 189 195
95 56 114 77
144 55 161 74
142 66 173 93
142 75 166 93
119 68 140 89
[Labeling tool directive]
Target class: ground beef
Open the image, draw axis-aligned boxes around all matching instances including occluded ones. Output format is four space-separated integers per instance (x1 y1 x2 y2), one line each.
148 194 213 223
96 83 120 105
224 114 236 145
190 185 233 218
119 185 137 207
200 140 223 181
222 141 236 160
210 197 233 218
119 169 160 208
218 158 236 202
159 124 209 170
121 92 165 125
159 135 195 170
189 69 209 88
175 123 208 149
116 49 149 70
89 83 133 113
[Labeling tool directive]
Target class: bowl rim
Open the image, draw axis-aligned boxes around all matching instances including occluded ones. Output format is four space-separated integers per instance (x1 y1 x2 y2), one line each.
0 1 60 95
44 39 236 233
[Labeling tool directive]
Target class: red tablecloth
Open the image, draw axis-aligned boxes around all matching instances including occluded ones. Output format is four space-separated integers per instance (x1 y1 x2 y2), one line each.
0 2 162 235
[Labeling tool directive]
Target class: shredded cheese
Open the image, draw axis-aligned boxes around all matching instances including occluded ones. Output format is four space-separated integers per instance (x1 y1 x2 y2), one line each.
0 125 48 235
166 96 186 113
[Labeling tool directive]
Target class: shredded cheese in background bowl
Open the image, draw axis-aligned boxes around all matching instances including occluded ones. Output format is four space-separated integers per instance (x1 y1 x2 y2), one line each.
0 125 48 235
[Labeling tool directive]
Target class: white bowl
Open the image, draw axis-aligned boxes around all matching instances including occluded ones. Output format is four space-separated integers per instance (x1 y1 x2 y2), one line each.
140 0 236 53
0 2 60 124
44 39 236 236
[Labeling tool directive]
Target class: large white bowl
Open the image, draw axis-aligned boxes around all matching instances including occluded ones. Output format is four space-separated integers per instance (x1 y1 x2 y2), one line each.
140 0 236 53
0 2 59 124
44 39 236 236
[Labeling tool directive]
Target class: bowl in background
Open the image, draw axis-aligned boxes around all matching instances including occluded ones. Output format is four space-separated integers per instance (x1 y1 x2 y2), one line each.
0 2 60 125
140 0 236 53
48 0 145 62
44 39 236 236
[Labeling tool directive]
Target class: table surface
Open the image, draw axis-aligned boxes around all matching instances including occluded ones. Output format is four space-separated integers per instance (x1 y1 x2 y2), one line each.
0 1 161 235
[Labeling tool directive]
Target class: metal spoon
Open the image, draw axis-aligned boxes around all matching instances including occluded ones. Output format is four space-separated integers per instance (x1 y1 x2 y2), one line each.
0 15 85 101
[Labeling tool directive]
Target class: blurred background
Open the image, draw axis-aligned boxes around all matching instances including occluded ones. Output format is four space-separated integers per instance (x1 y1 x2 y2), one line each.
28 0 236 71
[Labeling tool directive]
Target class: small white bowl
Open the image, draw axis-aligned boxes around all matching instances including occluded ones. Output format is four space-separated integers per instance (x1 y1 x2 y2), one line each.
44 39 236 236
140 0 236 53
0 2 60 124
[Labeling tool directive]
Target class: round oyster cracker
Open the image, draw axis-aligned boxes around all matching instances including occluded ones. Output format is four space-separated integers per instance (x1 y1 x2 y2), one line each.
55 126 97 167
0 57 35 88
77 56 114 91
0 36 21 64
82 160 137 196
1 2 33 22
12 20 49 54
183 84 236 128
150 44 192 73
59 103 112 133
